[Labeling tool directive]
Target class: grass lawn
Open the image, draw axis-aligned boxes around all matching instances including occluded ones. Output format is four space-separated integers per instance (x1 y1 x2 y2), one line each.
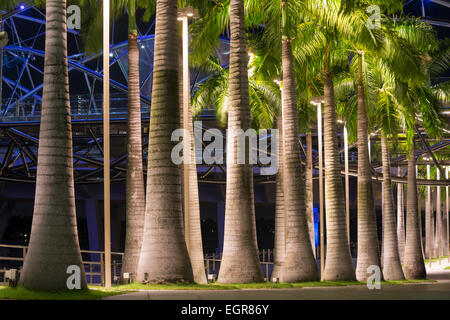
91 279 435 291
0 285 126 300
445 266 450 270
0 279 436 299
424 256 448 263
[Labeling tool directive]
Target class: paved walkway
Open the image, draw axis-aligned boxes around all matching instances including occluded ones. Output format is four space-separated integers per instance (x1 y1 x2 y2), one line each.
104 259 450 300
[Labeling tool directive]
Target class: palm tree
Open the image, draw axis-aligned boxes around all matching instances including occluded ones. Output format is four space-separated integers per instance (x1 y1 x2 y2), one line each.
137 0 194 282
333 0 437 282
278 0 318 282
321 43 355 281
271 117 285 280
404 141 426 279
298 0 361 281
18 0 87 290
216 0 263 283
191 0 320 282
380 134 405 280
354 52 382 281
192 53 281 281
122 0 147 283
188 0 269 284
80 0 154 282
397 167 406 264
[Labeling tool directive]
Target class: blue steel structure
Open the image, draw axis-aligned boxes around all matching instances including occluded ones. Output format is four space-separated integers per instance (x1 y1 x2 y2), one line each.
0 1 449 284
0 4 449 187
0 5 237 185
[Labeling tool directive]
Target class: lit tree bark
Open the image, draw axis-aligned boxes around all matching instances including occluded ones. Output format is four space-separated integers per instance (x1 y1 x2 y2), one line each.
380 134 405 280
397 167 406 264
271 118 285 280
137 0 193 282
19 0 87 290
430 189 436 258
435 185 443 259
404 143 426 279
121 3 145 281
322 49 355 280
355 54 381 281
305 131 315 256
279 21 318 281
217 0 263 283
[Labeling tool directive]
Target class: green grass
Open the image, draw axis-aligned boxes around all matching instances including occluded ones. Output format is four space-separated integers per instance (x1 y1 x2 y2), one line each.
105 281 366 291
424 256 448 263
93 279 433 291
445 266 450 270
0 285 126 300
0 278 436 299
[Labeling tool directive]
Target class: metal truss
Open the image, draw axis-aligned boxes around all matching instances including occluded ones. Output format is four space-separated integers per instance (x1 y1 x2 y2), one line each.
0 5 448 187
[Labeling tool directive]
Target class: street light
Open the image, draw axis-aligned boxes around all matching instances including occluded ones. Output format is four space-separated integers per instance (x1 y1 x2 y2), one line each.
343 125 350 244
103 0 111 289
177 6 198 252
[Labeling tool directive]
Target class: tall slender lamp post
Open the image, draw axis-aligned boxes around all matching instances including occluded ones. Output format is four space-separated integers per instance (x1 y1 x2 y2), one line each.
315 102 324 280
103 0 111 288
427 163 432 267
446 166 449 262
343 125 350 244
177 6 198 249
437 167 442 265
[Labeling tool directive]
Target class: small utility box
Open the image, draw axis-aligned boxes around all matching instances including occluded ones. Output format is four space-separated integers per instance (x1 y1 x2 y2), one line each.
5 269 19 287
207 274 216 283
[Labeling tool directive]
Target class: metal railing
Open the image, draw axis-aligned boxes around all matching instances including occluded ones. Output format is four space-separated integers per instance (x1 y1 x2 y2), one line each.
0 244 123 286
0 244 275 285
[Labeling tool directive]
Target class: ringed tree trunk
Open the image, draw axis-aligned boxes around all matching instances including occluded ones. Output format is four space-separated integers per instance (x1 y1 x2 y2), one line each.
279 9 318 280
435 185 442 259
305 131 316 256
137 0 193 283
121 2 146 282
404 143 426 279
355 54 381 281
271 118 285 280
380 134 405 280
397 166 405 264
217 0 263 283
178 22 207 284
19 0 87 290
322 48 355 281
430 189 436 258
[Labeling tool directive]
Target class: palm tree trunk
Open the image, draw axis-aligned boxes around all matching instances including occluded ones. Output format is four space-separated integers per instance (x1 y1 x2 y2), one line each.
137 0 193 283
305 131 315 257
217 0 263 283
271 118 285 280
322 48 355 280
280 34 318 281
397 167 405 264
121 6 146 282
436 185 443 259
404 143 426 279
355 54 381 281
381 134 405 280
178 24 207 284
19 0 87 290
